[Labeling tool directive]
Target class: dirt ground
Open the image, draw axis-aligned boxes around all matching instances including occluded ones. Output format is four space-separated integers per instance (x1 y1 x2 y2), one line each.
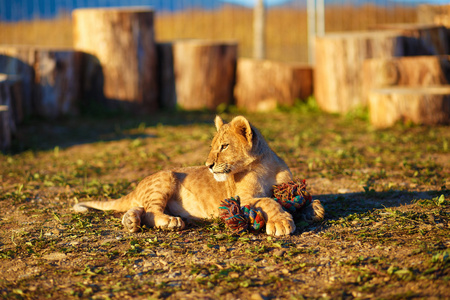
1 109 449 299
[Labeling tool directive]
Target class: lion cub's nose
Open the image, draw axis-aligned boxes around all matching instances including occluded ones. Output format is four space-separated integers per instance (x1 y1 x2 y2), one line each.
206 162 215 169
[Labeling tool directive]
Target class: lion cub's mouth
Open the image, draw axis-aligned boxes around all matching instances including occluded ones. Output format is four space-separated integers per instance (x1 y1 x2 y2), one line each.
213 173 228 182
208 168 229 182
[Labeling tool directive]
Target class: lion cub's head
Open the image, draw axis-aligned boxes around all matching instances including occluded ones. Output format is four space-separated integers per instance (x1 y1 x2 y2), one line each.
205 116 263 182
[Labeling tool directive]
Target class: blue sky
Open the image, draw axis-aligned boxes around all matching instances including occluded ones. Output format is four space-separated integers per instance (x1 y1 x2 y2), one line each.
1 0 448 22
220 0 293 6
221 0 450 6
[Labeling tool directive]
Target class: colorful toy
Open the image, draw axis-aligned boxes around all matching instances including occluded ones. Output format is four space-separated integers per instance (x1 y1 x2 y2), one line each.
272 178 312 217
219 179 313 234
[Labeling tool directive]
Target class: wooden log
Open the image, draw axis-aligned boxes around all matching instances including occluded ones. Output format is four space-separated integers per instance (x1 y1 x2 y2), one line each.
73 7 158 113
0 46 35 118
368 86 450 128
0 46 81 118
34 48 81 118
0 74 22 134
156 43 176 110
0 73 20 150
372 24 449 55
0 105 11 151
363 56 450 102
0 74 23 128
172 40 237 110
314 31 442 114
234 58 313 112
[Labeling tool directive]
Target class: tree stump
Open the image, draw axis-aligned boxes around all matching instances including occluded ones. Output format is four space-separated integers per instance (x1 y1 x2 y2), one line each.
234 58 313 112
172 40 237 110
0 105 11 151
0 73 22 150
368 86 450 128
0 74 24 135
363 56 450 102
0 46 35 118
34 48 81 118
73 7 158 113
0 46 82 118
372 24 449 55
314 31 442 114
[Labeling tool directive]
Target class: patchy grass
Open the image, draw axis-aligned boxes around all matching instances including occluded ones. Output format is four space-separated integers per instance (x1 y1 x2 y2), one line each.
0 108 449 299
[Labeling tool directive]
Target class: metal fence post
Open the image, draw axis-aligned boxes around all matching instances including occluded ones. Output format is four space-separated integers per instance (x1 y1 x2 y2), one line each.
253 0 266 59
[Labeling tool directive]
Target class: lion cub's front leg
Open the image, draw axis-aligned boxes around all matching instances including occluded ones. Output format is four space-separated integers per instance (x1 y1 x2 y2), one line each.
266 213 295 236
243 197 296 236
142 212 185 230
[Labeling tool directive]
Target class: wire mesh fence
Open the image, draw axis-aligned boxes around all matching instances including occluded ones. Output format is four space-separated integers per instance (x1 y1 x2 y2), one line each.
0 0 419 62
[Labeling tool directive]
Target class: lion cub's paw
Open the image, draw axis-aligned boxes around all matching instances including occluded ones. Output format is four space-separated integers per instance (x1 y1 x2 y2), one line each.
154 215 185 231
311 200 325 222
122 207 144 233
266 214 296 236
301 200 325 224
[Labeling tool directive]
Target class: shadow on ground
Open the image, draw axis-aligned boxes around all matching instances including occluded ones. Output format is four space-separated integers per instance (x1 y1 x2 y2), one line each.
8 111 216 153
296 188 449 234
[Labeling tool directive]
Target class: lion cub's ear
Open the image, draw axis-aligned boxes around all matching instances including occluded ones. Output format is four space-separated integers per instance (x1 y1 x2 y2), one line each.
214 115 224 131
231 116 253 145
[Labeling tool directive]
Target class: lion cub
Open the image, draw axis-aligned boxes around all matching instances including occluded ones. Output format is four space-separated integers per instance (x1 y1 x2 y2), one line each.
73 116 324 236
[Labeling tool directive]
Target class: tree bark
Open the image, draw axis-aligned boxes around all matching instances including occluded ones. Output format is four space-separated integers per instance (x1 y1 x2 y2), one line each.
172 40 237 110
314 31 443 114
368 86 450 128
234 58 313 112
73 7 158 113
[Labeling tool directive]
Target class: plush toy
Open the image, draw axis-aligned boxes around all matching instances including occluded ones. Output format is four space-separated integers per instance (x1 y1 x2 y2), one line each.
219 179 312 234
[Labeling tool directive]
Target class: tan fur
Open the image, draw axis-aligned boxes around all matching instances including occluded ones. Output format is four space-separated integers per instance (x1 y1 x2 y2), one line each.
73 116 324 236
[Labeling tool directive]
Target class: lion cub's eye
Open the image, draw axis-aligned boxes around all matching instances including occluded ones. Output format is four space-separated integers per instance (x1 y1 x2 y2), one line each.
220 144 229 151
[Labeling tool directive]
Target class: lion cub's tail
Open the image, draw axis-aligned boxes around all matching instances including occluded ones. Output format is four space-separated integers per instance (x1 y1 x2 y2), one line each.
73 194 133 213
